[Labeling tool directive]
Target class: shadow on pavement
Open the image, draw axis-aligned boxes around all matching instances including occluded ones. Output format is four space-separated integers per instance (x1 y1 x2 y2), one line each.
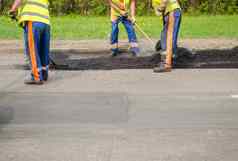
0 106 14 131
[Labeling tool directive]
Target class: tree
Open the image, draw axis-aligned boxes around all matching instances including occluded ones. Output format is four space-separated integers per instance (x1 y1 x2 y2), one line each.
0 0 4 13
190 0 200 8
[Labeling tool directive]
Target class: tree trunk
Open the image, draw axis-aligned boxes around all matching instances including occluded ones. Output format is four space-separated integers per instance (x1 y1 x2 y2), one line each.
0 0 3 14
189 0 200 8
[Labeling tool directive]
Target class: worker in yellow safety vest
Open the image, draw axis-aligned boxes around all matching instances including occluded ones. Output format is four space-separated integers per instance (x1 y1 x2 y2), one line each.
9 0 51 85
108 0 140 56
152 0 182 73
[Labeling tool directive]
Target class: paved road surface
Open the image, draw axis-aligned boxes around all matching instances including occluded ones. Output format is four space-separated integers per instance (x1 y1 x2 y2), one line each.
0 40 238 161
1 69 238 161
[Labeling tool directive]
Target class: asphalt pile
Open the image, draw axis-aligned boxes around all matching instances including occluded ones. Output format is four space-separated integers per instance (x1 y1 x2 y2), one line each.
48 47 238 70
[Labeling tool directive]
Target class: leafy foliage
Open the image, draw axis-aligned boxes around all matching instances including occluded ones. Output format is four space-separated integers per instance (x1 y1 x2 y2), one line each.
0 0 237 15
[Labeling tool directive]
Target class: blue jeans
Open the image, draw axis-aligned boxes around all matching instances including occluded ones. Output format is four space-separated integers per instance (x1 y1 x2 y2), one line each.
161 9 181 63
111 16 138 47
24 21 50 81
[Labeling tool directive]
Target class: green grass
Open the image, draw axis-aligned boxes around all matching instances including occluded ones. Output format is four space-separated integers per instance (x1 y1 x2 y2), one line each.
0 15 237 39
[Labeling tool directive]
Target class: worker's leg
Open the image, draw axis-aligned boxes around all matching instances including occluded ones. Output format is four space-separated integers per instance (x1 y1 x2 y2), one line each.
172 9 182 64
165 11 176 67
154 11 179 73
23 28 30 68
110 17 120 56
122 17 140 55
40 23 51 81
160 15 169 52
24 21 44 83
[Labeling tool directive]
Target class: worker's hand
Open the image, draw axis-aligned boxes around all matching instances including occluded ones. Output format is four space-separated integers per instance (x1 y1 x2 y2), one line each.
155 9 163 17
155 6 165 17
120 10 128 17
128 16 136 25
156 2 166 15
8 10 17 21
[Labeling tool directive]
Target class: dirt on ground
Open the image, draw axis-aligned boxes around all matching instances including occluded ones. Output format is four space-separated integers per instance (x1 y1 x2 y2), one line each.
0 39 238 70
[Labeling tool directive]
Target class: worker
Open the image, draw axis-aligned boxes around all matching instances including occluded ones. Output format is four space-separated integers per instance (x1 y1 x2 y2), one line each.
153 0 182 72
108 0 140 57
9 0 51 85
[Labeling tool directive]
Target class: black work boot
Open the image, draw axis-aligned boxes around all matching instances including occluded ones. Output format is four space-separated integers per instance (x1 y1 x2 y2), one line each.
111 48 119 57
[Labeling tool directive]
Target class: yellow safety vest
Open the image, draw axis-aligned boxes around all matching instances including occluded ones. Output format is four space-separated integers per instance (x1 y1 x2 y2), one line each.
19 0 50 26
152 0 181 15
111 0 130 20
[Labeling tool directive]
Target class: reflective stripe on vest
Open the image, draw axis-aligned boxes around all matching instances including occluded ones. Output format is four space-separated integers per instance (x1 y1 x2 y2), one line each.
19 0 50 25
27 1 48 9
20 12 49 20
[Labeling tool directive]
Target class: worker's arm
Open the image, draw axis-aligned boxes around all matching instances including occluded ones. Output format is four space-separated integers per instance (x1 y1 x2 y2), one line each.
9 0 21 20
10 0 21 12
159 0 168 11
108 0 127 17
129 0 136 24
130 0 136 18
